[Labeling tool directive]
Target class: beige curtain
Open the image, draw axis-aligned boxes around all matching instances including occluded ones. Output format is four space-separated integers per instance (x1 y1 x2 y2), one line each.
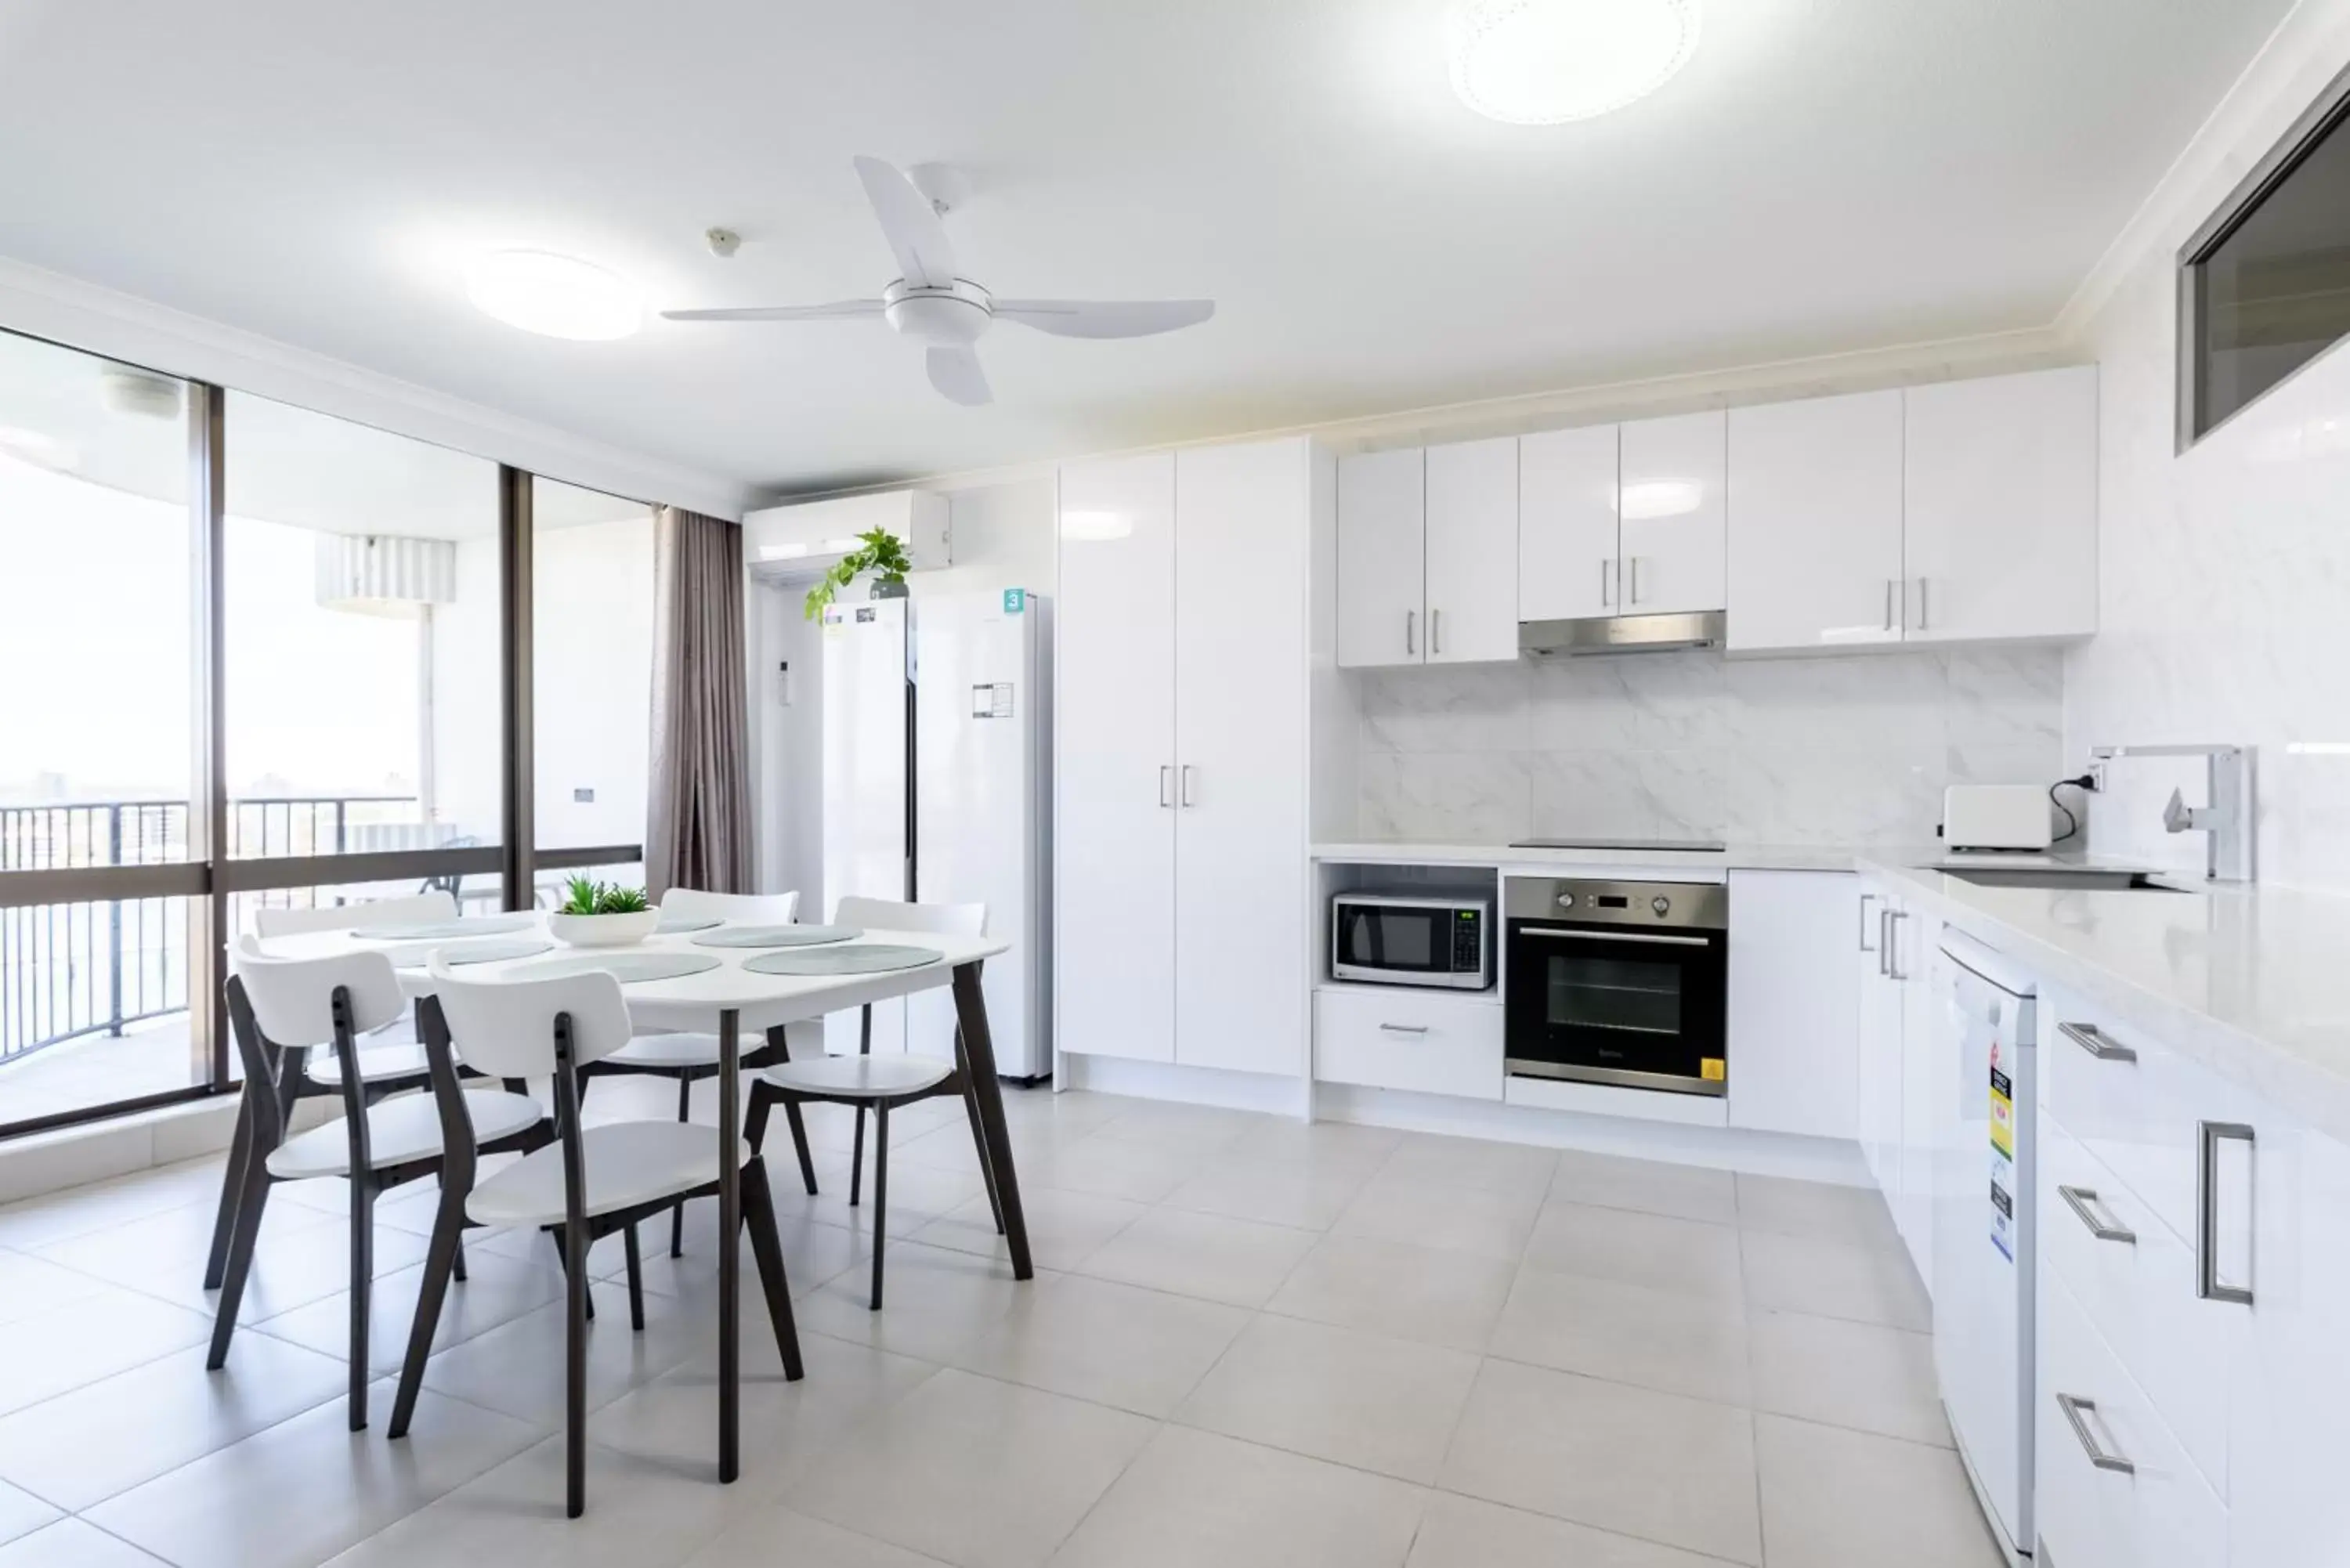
647 506 753 896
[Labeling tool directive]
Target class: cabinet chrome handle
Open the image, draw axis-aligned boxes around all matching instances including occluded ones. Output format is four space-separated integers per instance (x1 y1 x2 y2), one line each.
2059 1185 2136 1245
1159 765 1174 808
1431 608 1444 656
1180 764 1197 809
1524 927 1712 948
1629 556 1643 605
1878 907 1892 976
1916 576 1931 630
1405 609 1416 656
2197 1119 2255 1305
1885 909 1907 981
1859 893 1878 952
2055 1394 2135 1475
1600 558 1613 607
1378 1023 1430 1035
2059 1021 2135 1062
1884 579 1897 633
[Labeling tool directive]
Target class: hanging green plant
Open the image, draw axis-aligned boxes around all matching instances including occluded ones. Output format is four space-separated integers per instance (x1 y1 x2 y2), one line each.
804 526 913 620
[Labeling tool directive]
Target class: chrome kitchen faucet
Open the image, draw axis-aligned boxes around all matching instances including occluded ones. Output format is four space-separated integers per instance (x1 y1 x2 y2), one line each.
2090 744 2255 883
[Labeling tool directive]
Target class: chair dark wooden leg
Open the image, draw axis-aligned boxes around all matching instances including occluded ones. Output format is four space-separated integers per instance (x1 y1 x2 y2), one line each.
744 1079 774 1155
347 1174 377 1430
549 1230 595 1321
202 1086 258 1291
451 1236 468 1284
961 1057 1005 1236
205 1154 272 1369
739 1159 803 1380
868 1101 890 1311
671 1075 692 1258
850 1004 873 1206
782 1102 819 1195
624 1223 646 1331
388 1182 466 1440
563 1212 588 1519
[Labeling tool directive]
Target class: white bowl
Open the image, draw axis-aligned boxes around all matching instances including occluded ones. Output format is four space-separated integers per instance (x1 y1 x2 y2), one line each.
548 909 660 948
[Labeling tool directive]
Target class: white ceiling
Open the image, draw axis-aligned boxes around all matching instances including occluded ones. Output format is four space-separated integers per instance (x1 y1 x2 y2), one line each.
0 0 2296 496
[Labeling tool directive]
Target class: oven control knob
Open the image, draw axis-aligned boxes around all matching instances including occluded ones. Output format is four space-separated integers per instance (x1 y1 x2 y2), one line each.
1651 896 1671 916
1555 894 1575 909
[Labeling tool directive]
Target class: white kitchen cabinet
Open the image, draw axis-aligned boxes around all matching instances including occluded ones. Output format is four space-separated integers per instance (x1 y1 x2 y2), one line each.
1617 410 1726 616
1855 883 1905 1194
1314 986 1503 1100
1336 447 1425 667
1726 390 1906 652
1054 452 1179 1063
1422 436 1520 663
1895 901 1943 1286
1173 440 1312 1076
1726 870 1860 1140
1518 424 1620 624
1903 366 2098 645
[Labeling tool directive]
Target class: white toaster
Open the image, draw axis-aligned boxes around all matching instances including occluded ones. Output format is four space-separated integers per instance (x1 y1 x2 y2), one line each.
1943 785 2053 851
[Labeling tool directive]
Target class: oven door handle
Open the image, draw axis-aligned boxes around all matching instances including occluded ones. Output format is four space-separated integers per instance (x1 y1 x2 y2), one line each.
1519 927 1714 948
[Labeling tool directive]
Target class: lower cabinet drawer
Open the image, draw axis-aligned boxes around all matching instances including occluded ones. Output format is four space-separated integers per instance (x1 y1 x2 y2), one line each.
2037 1269 2226 1568
2040 1115 2229 1498
1313 987 1503 1100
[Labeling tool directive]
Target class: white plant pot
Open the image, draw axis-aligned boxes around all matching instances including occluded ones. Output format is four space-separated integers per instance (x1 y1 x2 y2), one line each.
548 909 659 948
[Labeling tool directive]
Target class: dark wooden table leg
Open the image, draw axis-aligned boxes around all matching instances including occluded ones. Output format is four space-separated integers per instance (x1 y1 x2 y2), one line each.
718 1006 740 1483
949 964 1031 1280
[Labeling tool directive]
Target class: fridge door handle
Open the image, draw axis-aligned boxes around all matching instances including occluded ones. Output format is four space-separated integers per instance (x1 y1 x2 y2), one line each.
1159 765 1174 808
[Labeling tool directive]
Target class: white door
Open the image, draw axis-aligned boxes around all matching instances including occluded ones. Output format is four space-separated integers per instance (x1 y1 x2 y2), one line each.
1855 887 1890 1184
1726 390 1906 652
1903 366 2098 643
1618 410 1726 616
1055 453 1177 1064
1173 439 1310 1076
1336 447 1426 667
1421 436 1519 663
1726 871 1860 1140
1519 425 1619 623
1895 905 1941 1284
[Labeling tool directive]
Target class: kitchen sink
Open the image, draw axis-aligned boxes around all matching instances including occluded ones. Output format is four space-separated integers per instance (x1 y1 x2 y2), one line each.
1937 867 2192 893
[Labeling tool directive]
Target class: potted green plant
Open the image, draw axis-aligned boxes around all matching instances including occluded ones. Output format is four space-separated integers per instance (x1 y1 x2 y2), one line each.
804 526 913 620
548 875 658 948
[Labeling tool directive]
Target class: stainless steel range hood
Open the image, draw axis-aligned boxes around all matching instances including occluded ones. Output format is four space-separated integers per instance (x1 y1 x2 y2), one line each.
1518 610 1724 657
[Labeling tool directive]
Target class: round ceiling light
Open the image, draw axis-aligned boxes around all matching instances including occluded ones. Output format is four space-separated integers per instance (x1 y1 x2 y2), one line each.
465 251 643 341
1448 0 1701 125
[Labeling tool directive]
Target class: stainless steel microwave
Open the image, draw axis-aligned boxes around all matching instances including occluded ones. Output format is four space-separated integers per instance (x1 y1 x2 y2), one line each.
1330 894 1492 990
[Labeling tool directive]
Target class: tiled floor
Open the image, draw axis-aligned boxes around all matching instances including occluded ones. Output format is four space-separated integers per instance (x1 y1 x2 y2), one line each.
0 1086 2002 1567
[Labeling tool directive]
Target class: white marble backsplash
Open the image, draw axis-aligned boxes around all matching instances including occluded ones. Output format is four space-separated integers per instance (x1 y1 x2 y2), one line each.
1351 648 2066 846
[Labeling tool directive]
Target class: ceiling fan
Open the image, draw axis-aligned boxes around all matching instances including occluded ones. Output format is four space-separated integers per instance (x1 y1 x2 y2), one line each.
663 156 1215 407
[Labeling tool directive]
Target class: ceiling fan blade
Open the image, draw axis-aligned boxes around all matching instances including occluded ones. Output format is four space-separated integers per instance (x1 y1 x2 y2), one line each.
992 299 1215 340
854 155 960 289
926 345 992 406
660 300 883 322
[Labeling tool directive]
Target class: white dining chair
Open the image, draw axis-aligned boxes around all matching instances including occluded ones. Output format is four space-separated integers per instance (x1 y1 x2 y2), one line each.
746 895 992 1310
208 940 548 1430
395 960 801 1519
580 887 821 1257
203 892 456 1293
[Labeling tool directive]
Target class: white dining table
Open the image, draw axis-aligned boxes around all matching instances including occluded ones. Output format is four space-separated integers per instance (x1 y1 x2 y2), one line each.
257 914 1031 1483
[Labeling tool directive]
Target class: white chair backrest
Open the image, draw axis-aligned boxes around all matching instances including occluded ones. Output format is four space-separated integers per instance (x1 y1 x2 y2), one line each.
427 963 636 1079
230 937 407 1046
251 890 455 940
662 887 800 925
833 895 985 938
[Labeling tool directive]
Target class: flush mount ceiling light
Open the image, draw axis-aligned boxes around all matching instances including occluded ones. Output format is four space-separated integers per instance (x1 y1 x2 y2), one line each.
465 251 643 340
1448 0 1700 125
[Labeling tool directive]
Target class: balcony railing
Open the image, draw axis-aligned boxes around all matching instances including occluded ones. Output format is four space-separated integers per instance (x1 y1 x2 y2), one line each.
0 795 419 1064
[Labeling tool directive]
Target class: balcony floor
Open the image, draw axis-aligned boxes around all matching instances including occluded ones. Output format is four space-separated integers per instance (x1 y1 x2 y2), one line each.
0 1017 202 1131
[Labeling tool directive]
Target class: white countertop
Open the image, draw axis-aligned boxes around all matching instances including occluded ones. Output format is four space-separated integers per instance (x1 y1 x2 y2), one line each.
1317 838 2350 1143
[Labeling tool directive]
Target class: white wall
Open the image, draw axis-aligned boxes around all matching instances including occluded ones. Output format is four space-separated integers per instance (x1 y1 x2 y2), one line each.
1349 648 2066 846
2059 0 2350 891
533 514 655 851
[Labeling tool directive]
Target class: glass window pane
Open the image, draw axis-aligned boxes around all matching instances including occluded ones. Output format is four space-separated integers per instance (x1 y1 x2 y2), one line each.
0 897 196 1131
533 479 653 854
224 396 501 857
2194 103 2350 435
0 331 192 861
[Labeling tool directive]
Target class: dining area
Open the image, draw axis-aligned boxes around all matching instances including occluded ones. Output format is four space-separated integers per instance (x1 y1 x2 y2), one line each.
199 884 1030 1522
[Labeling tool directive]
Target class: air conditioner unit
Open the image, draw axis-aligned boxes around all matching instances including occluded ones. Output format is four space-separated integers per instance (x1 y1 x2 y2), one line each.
742 490 951 583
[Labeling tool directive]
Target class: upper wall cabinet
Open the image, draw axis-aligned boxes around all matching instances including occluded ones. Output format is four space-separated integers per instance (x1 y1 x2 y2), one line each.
1726 390 1906 652
1617 410 1726 617
1338 438 1518 668
1902 366 2098 645
1520 424 1620 623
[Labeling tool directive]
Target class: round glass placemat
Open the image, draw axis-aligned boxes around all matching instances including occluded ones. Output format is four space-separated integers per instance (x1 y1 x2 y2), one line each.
653 913 721 934
508 952 722 984
392 936 553 969
692 924 862 949
742 944 942 977
352 912 537 941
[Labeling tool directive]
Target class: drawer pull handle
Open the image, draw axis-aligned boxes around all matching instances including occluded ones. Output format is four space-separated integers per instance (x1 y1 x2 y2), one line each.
2056 1393 2135 1475
2058 1185 2136 1245
2059 1021 2136 1063
1378 1023 1430 1035
2197 1119 2256 1306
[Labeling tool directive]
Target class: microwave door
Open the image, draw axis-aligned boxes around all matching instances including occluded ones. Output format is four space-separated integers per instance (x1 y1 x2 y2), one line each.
1336 903 1459 984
